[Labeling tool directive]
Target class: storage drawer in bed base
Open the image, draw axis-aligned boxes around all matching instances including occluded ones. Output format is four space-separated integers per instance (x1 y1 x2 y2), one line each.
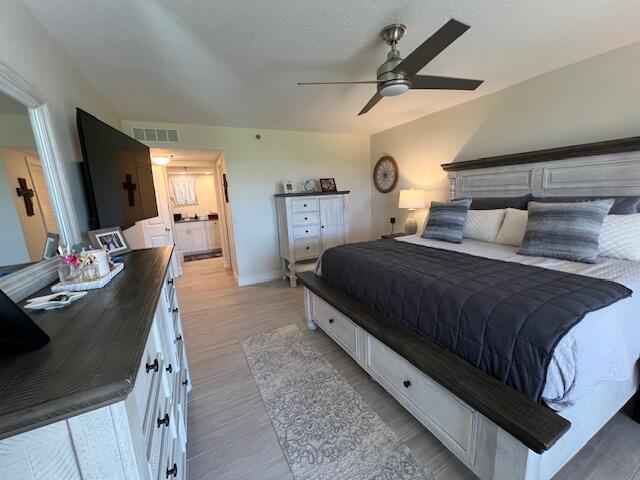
307 289 478 465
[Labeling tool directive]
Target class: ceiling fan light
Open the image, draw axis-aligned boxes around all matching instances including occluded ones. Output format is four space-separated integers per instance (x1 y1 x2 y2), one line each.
152 155 171 165
379 79 411 97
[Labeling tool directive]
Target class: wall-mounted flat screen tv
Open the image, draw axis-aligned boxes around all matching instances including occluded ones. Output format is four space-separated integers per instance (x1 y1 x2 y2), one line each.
77 108 158 229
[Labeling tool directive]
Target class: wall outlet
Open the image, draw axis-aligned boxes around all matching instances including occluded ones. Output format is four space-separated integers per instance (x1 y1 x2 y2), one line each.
390 217 396 224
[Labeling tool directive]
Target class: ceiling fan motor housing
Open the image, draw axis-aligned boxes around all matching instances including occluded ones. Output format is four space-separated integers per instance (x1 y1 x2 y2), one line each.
377 48 411 96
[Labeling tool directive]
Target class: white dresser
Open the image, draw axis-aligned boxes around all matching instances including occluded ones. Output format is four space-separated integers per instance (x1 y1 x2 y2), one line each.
0 248 191 480
275 191 349 286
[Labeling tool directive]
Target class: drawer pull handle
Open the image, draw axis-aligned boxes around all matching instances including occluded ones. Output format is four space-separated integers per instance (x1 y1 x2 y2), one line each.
166 464 178 478
303 203 307 207
166 364 173 374
167 279 174 285
182 378 189 386
172 307 179 314
304 217 308 220
157 413 170 428
328 318 334 324
306 246 310 250
305 230 308 233
176 335 182 342
321 225 325 229
146 359 159 373
403 380 411 388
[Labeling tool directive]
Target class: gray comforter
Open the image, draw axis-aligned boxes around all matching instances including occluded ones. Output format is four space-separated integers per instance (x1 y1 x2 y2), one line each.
320 240 632 401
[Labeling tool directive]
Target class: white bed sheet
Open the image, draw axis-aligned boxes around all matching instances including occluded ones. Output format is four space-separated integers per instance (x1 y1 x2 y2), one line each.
393 235 640 410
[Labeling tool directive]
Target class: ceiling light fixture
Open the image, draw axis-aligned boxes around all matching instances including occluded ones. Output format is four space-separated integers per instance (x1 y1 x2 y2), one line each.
152 155 171 165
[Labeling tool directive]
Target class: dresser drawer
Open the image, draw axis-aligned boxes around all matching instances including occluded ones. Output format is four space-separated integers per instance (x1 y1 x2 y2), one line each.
293 225 319 239
133 329 163 436
294 237 320 258
148 396 171 479
366 335 477 461
312 296 359 360
291 198 319 213
292 211 319 227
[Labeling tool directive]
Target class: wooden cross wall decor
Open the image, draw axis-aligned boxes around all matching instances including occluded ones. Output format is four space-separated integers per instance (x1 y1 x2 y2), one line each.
15 178 35 216
122 174 137 207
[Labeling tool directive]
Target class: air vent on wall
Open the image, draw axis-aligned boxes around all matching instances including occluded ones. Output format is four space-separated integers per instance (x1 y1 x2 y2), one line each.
132 127 179 143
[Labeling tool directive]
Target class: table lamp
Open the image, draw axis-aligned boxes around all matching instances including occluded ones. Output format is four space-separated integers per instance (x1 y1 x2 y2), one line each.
398 188 425 234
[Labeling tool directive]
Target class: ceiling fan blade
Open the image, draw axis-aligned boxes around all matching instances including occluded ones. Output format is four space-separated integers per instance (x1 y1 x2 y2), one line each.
411 75 483 90
393 19 470 77
358 92 383 115
297 80 382 85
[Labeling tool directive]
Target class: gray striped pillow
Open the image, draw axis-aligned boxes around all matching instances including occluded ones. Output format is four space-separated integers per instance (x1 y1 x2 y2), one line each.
518 200 614 263
422 198 472 243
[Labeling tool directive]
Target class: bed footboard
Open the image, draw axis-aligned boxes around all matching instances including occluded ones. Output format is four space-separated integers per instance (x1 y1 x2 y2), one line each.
298 272 569 480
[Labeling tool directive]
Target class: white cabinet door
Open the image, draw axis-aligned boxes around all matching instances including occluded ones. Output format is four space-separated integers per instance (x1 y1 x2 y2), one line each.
174 229 191 253
189 225 208 252
206 221 221 249
319 197 344 252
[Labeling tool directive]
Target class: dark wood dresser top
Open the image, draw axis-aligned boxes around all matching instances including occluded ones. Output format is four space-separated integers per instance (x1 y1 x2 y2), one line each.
0 247 173 440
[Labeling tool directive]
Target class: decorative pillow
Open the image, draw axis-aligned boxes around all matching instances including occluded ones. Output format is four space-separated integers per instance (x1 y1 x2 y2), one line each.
468 194 532 211
463 209 506 242
599 214 640 261
495 208 528 246
422 198 472 243
518 200 614 263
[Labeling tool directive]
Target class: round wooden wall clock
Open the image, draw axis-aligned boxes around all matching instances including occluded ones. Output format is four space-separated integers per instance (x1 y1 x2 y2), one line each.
373 155 399 193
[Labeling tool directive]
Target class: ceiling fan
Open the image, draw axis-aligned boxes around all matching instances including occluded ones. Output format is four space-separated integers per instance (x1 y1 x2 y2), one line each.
297 19 483 115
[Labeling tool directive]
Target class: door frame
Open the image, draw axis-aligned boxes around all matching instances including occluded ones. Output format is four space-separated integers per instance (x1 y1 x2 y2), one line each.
214 154 235 272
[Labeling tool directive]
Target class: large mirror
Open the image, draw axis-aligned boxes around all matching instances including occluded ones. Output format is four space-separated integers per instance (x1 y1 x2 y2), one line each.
0 91 59 279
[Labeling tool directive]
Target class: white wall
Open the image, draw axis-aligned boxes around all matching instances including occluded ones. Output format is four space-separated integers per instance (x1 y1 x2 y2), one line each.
0 0 121 235
122 120 371 285
370 41 640 237
0 113 35 148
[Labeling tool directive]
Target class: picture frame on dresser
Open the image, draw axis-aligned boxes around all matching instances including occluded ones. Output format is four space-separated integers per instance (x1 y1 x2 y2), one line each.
88 226 132 255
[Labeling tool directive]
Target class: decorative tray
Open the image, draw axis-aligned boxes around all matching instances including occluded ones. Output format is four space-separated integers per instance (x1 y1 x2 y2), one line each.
51 263 124 293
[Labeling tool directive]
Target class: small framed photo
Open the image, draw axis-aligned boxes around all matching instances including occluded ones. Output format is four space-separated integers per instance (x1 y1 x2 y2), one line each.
320 178 337 192
88 226 131 256
42 233 60 259
282 179 297 194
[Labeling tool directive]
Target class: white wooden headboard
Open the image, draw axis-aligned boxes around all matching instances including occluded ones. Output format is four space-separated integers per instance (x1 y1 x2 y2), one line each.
441 137 640 200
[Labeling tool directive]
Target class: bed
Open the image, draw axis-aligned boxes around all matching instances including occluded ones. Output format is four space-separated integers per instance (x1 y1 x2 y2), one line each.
299 136 640 480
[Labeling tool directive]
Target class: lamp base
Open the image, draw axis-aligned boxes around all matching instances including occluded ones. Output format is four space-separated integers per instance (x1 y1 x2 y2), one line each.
404 217 418 235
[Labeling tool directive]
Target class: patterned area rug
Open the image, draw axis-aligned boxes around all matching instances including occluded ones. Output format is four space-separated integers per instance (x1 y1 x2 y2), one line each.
241 325 432 480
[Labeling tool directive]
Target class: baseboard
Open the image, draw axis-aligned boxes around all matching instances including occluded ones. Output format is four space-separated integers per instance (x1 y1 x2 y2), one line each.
236 270 282 287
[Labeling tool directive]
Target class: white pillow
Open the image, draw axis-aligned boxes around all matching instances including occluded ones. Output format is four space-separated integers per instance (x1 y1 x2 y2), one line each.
495 208 528 246
598 214 640 261
463 209 506 242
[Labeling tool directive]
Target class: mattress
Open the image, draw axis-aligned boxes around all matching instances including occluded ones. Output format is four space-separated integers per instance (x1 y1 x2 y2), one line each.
393 235 640 410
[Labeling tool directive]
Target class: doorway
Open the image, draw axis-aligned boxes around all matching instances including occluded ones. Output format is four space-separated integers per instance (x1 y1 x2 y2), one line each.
127 148 236 277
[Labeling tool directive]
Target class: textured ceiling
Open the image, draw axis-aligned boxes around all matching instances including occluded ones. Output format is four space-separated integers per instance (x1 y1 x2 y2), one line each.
24 0 640 134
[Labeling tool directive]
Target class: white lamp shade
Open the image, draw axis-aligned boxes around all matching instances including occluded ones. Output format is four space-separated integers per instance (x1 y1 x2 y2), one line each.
398 189 425 209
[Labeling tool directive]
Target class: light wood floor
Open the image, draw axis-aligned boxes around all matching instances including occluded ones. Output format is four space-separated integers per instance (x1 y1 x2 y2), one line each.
178 257 640 480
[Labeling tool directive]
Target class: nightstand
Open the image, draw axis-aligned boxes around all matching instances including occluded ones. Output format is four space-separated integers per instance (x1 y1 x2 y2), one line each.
380 232 409 239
